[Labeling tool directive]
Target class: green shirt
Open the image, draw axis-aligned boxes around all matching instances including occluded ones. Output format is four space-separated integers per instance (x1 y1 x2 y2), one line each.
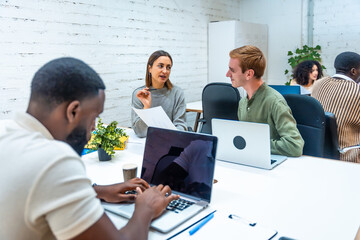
238 83 304 157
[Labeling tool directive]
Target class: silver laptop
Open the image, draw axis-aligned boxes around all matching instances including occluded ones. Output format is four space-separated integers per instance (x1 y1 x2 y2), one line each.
211 118 286 169
103 127 218 233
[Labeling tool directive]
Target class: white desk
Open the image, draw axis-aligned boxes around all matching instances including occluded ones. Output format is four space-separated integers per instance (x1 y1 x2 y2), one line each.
82 129 360 240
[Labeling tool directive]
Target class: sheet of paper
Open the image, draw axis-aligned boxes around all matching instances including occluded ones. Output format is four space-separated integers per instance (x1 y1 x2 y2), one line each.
132 106 177 130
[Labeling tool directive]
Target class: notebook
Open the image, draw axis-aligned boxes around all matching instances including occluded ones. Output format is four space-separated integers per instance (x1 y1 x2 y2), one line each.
211 118 287 170
103 127 218 233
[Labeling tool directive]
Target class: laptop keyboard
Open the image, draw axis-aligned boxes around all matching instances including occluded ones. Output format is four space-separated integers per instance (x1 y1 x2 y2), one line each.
166 198 195 213
126 191 195 213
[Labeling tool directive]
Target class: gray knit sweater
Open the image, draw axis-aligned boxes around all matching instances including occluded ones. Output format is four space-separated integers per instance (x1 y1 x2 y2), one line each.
131 85 187 137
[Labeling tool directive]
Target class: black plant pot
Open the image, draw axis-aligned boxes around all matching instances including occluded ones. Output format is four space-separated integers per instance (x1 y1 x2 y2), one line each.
98 148 112 161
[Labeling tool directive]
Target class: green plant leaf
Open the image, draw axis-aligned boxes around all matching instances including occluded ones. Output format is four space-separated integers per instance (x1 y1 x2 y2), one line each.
90 118 128 157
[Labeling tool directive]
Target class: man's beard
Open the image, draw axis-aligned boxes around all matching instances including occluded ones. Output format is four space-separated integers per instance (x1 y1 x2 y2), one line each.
66 126 88 156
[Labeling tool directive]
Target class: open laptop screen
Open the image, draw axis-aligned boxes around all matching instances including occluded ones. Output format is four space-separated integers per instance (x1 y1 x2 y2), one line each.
141 127 217 202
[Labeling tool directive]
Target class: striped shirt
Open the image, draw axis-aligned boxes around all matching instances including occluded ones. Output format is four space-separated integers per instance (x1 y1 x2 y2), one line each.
312 76 360 163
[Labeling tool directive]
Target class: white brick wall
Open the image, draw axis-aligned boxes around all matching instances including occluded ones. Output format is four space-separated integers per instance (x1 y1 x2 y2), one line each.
2 0 359 126
312 0 360 76
239 0 360 83
0 0 241 126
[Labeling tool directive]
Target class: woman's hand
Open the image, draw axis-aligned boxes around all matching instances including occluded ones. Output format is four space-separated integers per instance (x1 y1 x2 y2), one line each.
136 88 152 109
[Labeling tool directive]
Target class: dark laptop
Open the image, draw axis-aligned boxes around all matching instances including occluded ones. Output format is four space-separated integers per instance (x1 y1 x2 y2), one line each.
103 127 218 233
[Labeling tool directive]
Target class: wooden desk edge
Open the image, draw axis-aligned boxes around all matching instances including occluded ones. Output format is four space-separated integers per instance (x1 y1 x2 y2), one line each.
186 108 203 113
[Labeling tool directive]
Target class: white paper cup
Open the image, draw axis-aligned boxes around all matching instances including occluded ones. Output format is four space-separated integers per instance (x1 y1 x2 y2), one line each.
122 163 138 181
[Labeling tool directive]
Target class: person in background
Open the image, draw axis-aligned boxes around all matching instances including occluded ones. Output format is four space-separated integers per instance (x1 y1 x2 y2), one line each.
312 51 360 163
226 45 304 157
290 60 323 94
0 57 179 240
131 50 187 137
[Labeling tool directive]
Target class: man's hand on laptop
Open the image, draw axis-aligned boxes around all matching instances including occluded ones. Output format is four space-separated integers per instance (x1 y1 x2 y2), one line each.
135 184 180 219
93 178 150 203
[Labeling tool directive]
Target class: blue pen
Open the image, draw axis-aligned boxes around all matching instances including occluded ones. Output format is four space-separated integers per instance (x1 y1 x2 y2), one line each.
189 212 215 236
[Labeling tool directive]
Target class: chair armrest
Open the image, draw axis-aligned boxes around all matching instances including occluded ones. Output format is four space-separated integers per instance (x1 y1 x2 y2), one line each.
339 145 360 154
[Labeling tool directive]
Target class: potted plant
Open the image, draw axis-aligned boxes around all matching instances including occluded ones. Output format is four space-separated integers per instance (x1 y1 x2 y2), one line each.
284 45 326 85
90 118 128 161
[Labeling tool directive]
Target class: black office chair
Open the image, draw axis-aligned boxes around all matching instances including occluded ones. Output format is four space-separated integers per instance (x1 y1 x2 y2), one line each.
284 94 325 157
323 112 340 160
269 85 301 95
199 82 240 134
323 112 360 160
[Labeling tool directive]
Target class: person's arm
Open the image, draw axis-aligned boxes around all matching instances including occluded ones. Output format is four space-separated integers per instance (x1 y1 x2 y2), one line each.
270 100 304 157
28 151 177 240
71 185 180 240
131 88 149 138
171 88 187 131
93 178 150 203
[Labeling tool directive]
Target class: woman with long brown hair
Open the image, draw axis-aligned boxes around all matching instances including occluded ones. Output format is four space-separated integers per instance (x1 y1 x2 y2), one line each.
131 50 187 137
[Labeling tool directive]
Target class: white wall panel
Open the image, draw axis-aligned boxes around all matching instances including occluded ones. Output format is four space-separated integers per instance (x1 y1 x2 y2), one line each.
239 0 303 85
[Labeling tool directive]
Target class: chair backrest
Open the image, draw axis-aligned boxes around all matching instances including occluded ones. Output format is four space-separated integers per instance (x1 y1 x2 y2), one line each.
269 85 301 95
200 82 240 134
284 94 325 157
324 112 340 160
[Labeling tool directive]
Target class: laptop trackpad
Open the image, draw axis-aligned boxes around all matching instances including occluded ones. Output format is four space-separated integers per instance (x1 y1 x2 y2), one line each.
151 204 204 233
105 203 135 219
